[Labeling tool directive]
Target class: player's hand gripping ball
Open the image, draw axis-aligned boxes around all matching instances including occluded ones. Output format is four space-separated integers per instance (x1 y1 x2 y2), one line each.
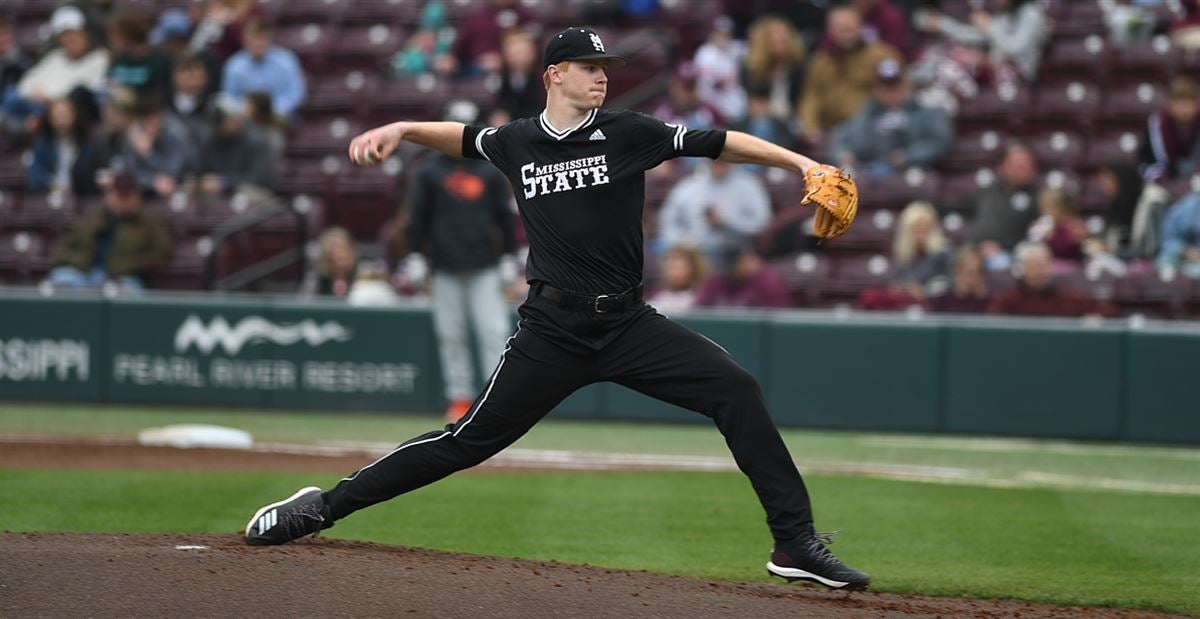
802 164 859 239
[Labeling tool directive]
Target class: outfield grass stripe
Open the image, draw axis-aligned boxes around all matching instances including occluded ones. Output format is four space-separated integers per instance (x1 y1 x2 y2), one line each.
860 435 1200 460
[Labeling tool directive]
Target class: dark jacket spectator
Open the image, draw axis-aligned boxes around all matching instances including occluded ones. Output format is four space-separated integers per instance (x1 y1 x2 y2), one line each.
1139 76 1200 182
220 20 305 119
406 153 516 272
741 15 806 121
830 58 952 177
497 31 543 120
989 243 1111 317
26 97 94 194
195 103 276 195
963 142 1041 258
103 95 198 197
696 247 792 309
168 55 217 143
49 170 172 288
107 10 173 100
798 5 902 143
1097 162 1170 261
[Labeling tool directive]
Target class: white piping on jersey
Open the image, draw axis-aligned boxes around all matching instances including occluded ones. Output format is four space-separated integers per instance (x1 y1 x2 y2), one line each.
538 108 598 141
339 323 522 483
475 127 498 161
667 123 687 151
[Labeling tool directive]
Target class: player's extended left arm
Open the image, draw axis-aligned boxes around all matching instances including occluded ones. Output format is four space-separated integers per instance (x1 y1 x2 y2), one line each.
717 131 820 174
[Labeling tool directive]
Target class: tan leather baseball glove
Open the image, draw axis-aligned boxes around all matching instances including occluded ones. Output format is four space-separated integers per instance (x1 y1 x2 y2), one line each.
802 165 859 239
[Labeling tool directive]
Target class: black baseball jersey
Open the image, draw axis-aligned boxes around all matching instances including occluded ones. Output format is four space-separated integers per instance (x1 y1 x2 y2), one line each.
462 108 726 294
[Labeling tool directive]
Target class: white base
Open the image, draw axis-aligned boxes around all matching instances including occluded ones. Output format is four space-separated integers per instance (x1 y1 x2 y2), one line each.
137 424 253 450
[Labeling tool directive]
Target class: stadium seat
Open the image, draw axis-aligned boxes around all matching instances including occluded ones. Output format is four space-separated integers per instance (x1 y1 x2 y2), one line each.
1029 80 1103 130
303 71 380 115
342 0 426 26
16 190 77 232
372 75 454 119
1056 1 1106 38
832 254 894 296
834 209 895 254
287 115 367 157
0 230 47 279
13 18 48 56
451 76 502 111
144 193 208 237
769 252 834 306
154 236 210 290
857 168 940 211
1081 130 1141 170
1109 36 1177 83
12 0 56 22
1040 35 1107 83
262 0 347 25
275 23 339 73
0 152 26 189
939 129 1007 172
334 24 407 67
957 85 1032 132
278 157 343 195
0 190 18 231
1101 81 1164 125
938 168 995 209
1024 130 1085 172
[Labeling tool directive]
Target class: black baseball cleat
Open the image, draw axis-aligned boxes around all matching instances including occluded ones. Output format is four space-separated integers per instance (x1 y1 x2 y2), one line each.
244 486 331 546
767 531 871 590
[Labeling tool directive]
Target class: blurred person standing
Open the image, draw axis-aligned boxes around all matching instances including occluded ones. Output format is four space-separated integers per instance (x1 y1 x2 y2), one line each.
798 4 901 145
694 15 748 122
443 0 534 77
46 169 172 293
829 58 952 178
106 9 172 100
741 15 806 122
1139 76 1200 182
658 159 771 262
647 246 708 315
220 20 306 121
696 245 791 309
405 101 518 422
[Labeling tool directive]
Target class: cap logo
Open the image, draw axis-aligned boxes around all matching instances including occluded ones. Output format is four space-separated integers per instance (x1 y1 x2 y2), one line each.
589 33 605 52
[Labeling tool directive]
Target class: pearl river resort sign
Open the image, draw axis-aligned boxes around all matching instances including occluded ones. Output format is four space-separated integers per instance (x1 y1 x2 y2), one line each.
0 296 436 410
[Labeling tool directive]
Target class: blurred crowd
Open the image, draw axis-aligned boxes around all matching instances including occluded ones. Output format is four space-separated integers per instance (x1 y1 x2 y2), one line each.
4 0 1200 322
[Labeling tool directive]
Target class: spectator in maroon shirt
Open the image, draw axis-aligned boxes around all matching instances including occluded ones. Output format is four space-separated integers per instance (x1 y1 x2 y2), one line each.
851 0 913 59
988 242 1112 317
443 0 534 77
696 245 792 309
927 245 991 313
1027 187 1087 263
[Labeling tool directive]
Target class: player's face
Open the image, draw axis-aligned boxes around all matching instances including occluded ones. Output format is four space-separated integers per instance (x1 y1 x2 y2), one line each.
564 61 608 107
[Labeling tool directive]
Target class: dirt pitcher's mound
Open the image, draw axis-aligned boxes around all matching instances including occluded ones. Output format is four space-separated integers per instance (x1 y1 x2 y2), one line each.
0 533 1181 619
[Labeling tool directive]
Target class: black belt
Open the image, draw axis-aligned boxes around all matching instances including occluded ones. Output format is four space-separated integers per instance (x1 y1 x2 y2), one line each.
533 282 644 313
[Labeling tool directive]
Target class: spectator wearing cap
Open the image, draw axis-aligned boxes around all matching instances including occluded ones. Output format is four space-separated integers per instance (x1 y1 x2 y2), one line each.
3 6 109 134
26 96 95 194
46 169 173 293
658 159 771 263
107 9 173 100
1139 76 1200 182
220 20 306 120
798 4 901 145
110 95 198 197
403 100 518 422
150 8 194 58
193 94 276 198
740 16 807 122
695 245 792 309
989 242 1112 317
693 15 749 122
829 58 952 179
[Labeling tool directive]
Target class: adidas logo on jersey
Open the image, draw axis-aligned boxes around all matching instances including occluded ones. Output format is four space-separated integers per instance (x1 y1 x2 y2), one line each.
588 129 606 141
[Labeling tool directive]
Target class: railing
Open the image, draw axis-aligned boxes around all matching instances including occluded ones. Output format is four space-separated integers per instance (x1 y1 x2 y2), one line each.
202 194 309 292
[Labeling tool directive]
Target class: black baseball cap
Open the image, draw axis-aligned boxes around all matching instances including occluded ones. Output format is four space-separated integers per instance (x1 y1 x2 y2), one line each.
543 26 626 70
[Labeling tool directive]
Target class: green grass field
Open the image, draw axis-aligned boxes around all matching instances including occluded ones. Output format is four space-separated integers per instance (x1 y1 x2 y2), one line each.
1 403 1198 615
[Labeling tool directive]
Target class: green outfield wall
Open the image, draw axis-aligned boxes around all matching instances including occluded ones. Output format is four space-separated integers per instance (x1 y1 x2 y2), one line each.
1 293 1197 444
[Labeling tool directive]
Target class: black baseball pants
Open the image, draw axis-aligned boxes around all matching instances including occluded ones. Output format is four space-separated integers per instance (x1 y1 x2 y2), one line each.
323 294 816 544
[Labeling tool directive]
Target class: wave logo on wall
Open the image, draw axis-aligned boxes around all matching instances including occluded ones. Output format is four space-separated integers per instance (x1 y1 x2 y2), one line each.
174 315 353 355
